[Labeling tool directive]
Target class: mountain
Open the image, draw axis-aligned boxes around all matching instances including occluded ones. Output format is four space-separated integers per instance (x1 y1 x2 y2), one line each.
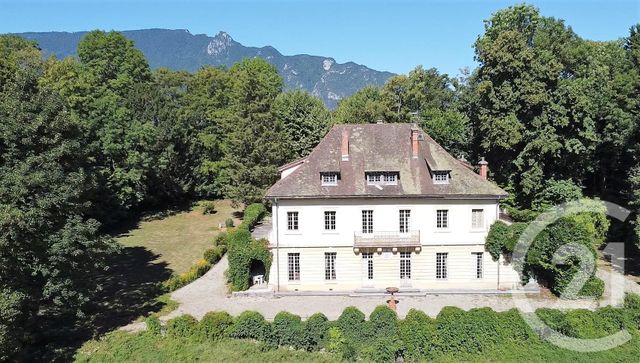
16 29 395 108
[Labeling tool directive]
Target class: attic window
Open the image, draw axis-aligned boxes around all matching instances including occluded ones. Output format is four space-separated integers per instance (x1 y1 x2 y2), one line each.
433 171 450 184
366 172 399 186
321 172 339 186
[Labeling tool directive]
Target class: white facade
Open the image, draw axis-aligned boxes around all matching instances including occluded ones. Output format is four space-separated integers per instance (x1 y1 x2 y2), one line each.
267 197 521 292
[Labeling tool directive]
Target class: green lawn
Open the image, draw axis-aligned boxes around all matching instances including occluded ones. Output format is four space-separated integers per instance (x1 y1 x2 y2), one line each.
75 333 336 363
116 200 242 274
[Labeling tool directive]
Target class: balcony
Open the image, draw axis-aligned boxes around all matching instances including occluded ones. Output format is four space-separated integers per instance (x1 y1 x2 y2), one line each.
353 230 421 251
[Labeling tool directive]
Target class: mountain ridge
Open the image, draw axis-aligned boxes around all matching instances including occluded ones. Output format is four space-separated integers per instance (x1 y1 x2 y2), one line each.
16 28 395 108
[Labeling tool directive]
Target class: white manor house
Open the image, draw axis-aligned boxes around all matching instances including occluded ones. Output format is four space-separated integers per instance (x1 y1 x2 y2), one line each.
265 123 521 292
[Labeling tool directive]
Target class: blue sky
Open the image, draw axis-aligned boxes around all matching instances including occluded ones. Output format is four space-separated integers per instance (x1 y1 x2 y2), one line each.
1 0 638 76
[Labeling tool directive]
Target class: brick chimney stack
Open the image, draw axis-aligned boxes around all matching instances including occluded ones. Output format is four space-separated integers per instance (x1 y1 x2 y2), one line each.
411 125 420 159
341 129 349 161
478 157 488 180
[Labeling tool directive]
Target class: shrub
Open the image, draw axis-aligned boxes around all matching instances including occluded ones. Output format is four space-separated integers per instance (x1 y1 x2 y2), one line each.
240 203 267 230
145 315 162 335
326 327 357 361
435 306 502 353
162 259 211 292
199 311 234 340
271 311 304 348
485 221 511 261
225 218 234 228
204 245 227 265
336 306 367 341
401 309 436 360
214 232 228 246
201 201 216 215
536 308 572 336
229 311 269 340
166 315 198 338
303 313 329 351
362 335 403 363
578 276 605 298
369 305 398 338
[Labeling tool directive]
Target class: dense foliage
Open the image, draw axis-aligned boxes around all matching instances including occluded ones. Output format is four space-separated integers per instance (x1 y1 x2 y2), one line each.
122 296 640 362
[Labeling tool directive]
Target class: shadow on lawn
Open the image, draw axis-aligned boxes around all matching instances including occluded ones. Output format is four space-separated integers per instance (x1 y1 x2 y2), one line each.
30 245 172 362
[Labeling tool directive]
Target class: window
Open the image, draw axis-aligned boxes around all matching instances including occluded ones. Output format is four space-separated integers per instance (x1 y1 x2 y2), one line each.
366 172 399 185
362 210 373 234
321 172 338 186
472 209 484 229
436 253 448 279
324 211 336 231
399 209 411 233
433 171 449 184
325 252 336 280
287 211 299 231
436 209 449 229
288 253 300 281
400 252 411 279
473 252 483 279
363 253 374 280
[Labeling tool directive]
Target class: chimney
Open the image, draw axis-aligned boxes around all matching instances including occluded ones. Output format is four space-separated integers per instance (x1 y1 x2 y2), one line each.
478 157 488 180
341 129 349 161
411 125 420 159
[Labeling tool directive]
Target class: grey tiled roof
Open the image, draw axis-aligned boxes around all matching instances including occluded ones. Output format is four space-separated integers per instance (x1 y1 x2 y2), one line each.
265 123 507 199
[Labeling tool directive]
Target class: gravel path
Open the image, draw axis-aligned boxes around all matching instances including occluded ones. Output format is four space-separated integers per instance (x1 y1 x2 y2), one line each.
157 255 640 323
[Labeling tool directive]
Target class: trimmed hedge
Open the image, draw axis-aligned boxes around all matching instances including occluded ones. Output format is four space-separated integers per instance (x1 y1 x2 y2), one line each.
162 259 211 291
199 311 234 340
139 294 640 362
227 230 271 291
239 203 267 230
166 315 198 338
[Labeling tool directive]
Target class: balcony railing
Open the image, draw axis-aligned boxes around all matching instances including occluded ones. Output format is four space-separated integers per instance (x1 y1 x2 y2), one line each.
353 230 420 249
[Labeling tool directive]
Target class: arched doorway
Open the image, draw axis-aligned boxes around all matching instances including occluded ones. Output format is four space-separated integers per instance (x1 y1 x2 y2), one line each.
249 259 266 287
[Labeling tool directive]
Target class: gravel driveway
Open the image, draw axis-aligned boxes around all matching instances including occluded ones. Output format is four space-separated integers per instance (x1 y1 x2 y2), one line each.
157 255 639 323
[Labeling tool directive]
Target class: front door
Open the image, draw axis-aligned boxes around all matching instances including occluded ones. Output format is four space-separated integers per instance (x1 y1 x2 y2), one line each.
362 252 374 287
400 252 412 287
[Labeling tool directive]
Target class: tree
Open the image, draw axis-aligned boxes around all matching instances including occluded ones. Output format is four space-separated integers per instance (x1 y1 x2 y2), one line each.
333 85 387 124
272 90 331 159
222 58 289 204
0 35 118 359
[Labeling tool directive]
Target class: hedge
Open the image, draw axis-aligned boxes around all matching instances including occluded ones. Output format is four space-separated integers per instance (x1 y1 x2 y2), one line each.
199 311 234 340
227 229 271 291
141 295 640 362
486 201 609 298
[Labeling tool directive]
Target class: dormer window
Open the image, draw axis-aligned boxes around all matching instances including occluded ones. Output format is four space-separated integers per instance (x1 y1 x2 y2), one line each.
321 172 339 186
433 171 450 184
366 172 399 186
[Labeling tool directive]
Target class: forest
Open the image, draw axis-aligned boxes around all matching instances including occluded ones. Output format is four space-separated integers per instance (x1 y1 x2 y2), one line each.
0 4 638 361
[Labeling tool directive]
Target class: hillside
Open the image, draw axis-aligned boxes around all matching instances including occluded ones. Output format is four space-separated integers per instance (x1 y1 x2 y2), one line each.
17 28 394 108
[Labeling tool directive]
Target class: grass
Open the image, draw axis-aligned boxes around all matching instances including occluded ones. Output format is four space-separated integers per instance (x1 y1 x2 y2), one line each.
116 200 242 274
75 333 336 363
75 329 640 363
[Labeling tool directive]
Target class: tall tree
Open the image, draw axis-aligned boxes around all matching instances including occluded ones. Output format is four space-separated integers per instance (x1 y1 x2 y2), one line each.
0 35 118 360
222 58 289 204
272 90 331 159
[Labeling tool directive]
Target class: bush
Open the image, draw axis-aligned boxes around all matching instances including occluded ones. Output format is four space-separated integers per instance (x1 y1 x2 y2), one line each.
227 228 271 291
214 232 228 246
225 218 234 228
199 311 234 340
326 327 357 361
162 259 211 292
336 306 368 341
166 315 198 338
303 313 328 351
369 305 398 338
271 311 304 348
401 309 436 360
240 203 267 230
229 311 269 340
204 245 227 265
578 276 605 298
145 315 162 335
435 307 503 353
201 201 216 215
